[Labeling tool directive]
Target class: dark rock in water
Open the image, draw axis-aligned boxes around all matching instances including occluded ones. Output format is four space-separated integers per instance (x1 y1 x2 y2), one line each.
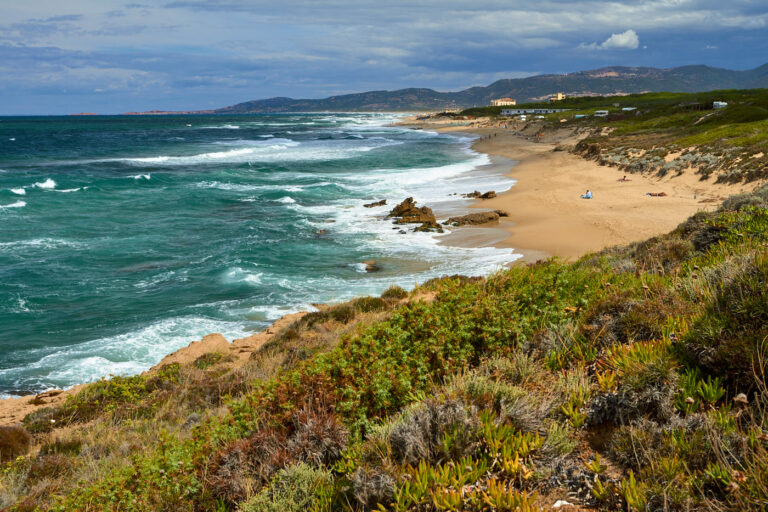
316 229 329 236
398 230 407 234
443 211 500 226
362 260 380 272
364 199 387 208
388 197 442 232
461 190 495 199
495 210 509 217
414 223 444 233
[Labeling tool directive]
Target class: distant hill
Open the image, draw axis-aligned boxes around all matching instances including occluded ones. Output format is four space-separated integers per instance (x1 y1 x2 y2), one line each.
215 63 768 113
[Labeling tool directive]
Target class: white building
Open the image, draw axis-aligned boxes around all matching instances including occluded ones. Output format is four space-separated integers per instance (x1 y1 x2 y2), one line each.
713 101 728 109
491 98 517 106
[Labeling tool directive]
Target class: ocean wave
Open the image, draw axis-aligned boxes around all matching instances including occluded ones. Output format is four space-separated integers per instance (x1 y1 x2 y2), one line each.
0 238 82 250
0 316 252 391
129 174 151 180
222 267 263 286
196 181 261 192
9 187 26 195
34 178 56 189
117 142 387 166
6 295 32 313
134 270 185 289
276 196 296 204
213 137 297 146
0 200 26 209
56 187 84 193
200 124 240 129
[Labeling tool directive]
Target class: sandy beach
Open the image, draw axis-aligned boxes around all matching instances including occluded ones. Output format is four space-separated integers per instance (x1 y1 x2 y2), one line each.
428 121 761 261
1 117 762 428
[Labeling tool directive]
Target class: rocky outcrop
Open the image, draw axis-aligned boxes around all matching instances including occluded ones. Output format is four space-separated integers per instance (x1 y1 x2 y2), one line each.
462 190 497 199
388 197 443 233
364 199 387 208
362 260 380 272
443 211 500 226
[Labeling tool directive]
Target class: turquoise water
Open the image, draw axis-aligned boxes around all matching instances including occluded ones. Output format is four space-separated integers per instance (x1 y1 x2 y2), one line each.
0 113 518 396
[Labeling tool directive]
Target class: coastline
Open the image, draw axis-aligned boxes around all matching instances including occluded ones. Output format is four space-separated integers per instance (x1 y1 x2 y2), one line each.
427 120 760 261
1 115 761 427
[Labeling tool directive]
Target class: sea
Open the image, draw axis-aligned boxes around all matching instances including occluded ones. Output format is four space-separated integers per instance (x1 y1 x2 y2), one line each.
0 113 519 397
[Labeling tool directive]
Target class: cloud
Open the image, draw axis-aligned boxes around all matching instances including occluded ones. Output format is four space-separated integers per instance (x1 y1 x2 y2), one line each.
1 2 768 114
580 29 639 50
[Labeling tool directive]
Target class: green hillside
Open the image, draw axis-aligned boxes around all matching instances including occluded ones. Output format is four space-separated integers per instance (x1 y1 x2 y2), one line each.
464 89 768 183
215 64 768 113
3 179 768 510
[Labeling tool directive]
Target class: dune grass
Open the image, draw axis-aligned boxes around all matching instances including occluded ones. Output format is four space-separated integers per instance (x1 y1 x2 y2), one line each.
2 187 768 511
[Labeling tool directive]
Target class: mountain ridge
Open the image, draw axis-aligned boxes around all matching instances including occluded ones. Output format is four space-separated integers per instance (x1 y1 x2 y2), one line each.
213 62 768 113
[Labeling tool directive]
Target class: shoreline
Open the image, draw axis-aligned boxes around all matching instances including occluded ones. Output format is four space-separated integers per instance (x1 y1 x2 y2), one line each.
1 116 761 426
426 120 761 261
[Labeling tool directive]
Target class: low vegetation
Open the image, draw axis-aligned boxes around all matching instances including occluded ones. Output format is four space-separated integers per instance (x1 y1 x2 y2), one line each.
464 89 768 183
2 184 768 510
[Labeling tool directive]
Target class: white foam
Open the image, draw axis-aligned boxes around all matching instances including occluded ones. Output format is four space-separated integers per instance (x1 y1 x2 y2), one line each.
276 196 296 204
134 270 186 289
107 137 400 167
34 178 56 189
222 267 263 286
0 200 26 209
8 137 15 141
130 174 151 180
0 316 252 389
56 187 82 193
0 238 82 251
10 187 25 195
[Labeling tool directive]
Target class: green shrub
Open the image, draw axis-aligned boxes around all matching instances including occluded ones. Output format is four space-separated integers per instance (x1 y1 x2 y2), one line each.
239 463 334 512
684 251 768 386
329 304 356 324
351 296 388 313
381 285 408 300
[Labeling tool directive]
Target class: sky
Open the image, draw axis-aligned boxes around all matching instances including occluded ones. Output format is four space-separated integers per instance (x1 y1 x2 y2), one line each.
1 1 767 115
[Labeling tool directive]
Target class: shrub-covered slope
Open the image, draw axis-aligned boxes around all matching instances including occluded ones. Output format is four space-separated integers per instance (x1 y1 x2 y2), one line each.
2 187 768 511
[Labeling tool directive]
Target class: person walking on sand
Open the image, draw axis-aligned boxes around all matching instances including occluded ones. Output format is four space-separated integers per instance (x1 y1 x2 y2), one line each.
581 190 593 199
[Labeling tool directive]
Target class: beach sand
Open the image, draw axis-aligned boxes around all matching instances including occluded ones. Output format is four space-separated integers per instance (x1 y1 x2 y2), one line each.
2 118 763 426
432 122 761 261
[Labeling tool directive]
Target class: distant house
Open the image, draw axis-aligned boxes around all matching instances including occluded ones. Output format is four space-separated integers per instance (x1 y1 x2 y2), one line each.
621 107 637 111
549 92 566 102
491 98 516 106
594 110 609 117
713 101 728 109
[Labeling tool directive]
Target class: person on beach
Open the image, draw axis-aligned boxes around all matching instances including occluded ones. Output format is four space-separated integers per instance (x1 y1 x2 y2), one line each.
581 190 593 199
618 175 631 182
647 192 667 197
